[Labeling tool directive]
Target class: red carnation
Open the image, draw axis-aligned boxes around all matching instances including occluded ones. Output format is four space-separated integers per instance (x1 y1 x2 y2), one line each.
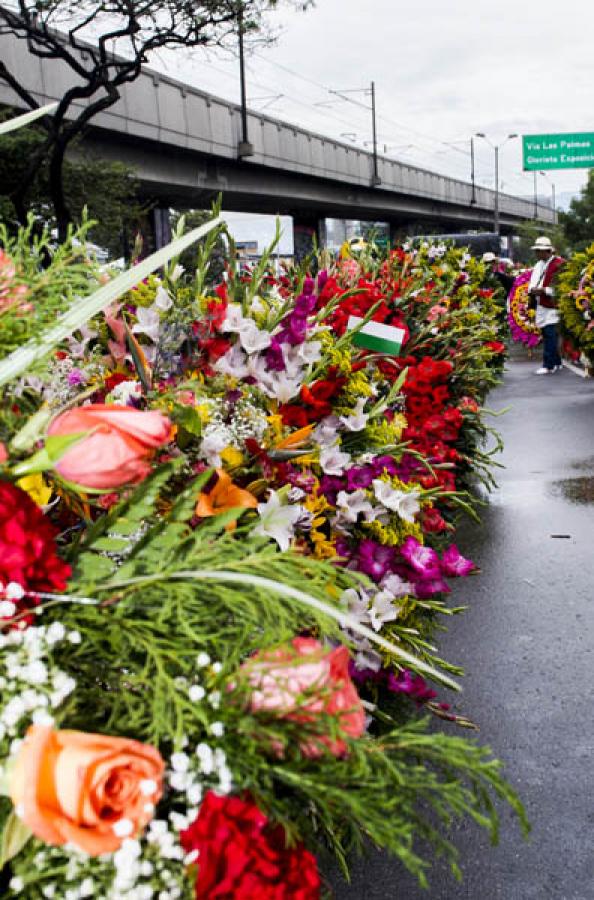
181 791 321 900
0 481 71 620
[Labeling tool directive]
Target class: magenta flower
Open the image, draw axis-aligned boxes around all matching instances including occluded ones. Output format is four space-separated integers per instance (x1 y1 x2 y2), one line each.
319 475 346 504
399 536 441 577
356 539 396 582
440 544 475 577
413 575 451 598
371 455 399 477
345 465 375 490
387 669 437 704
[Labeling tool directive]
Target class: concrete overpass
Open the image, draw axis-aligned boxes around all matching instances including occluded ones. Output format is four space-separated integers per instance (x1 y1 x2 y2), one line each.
0 30 553 249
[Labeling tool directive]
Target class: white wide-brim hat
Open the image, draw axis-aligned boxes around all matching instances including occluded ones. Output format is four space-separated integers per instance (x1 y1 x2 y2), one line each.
531 236 554 251
482 252 497 263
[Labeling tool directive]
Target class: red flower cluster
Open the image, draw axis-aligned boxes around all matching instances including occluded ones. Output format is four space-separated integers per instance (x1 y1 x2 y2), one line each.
279 371 346 427
0 481 71 618
181 791 320 900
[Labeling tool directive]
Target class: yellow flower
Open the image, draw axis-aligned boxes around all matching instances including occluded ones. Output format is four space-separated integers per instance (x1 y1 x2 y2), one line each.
220 446 244 468
195 403 212 424
17 473 52 507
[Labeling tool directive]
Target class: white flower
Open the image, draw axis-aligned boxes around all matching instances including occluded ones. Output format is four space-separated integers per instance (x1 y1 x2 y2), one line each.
46 622 66 644
335 489 374 523
339 398 369 432
112 818 134 837
68 630 82 644
195 743 214 775
253 491 303 552
372 480 421 523
312 417 341 448
222 304 245 332
298 339 322 366
319 443 351 476
5 582 25 600
139 779 158 796
170 264 185 282
381 573 414 598
238 320 271 354
369 590 400 632
196 652 211 667
210 721 224 737
354 646 382 672
0 601 16 618
10 878 24 892
199 430 228 467
340 588 372 627
189 684 205 702
132 305 161 343
155 285 173 310
170 752 190 772
214 344 249 379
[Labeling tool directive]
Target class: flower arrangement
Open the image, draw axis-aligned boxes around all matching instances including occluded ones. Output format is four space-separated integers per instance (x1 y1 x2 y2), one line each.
0 204 526 898
558 243 594 370
507 270 541 349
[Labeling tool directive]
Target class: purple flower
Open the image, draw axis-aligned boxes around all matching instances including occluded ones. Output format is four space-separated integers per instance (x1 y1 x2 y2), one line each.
67 369 85 386
334 538 352 562
302 276 315 295
387 669 437 704
317 270 328 292
440 544 475 577
279 313 308 345
413 575 451 598
265 337 286 371
356 539 396 582
319 475 346 505
285 466 317 493
399 536 441 577
294 294 317 315
371 455 399 477
345 465 375 491
348 660 384 686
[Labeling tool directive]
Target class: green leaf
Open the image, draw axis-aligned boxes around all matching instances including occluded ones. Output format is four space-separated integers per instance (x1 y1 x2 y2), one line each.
0 214 224 387
0 812 32 870
10 431 89 477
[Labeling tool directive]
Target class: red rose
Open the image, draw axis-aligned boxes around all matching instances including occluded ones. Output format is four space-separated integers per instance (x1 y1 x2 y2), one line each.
0 481 71 620
181 792 321 900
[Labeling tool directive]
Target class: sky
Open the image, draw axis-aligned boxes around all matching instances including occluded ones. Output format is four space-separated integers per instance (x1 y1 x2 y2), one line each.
148 0 594 247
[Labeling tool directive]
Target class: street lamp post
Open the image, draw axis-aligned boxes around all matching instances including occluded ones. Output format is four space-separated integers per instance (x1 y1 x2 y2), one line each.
237 3 254 159
475 132 518 235
533 171 538 219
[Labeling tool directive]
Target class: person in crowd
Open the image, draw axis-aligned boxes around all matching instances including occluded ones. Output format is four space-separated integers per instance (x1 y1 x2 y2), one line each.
482 252 516 296
527 236 565 375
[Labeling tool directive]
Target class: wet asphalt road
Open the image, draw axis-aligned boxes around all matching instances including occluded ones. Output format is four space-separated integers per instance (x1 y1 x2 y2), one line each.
333 356 594 900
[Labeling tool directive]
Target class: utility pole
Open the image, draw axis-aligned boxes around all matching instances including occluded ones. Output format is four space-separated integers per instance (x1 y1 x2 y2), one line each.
371 81 380 186
494 145 500 235
470 137 476 205
533 170 538 219
237 3 253 158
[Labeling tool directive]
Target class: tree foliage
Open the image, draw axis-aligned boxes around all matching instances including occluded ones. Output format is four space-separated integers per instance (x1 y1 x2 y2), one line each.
0 0 309 239
0 115 144 256
558 170 594 253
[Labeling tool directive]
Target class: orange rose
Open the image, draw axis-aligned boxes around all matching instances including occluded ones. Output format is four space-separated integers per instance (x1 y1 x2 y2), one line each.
10 725 164 856
47 404 172 490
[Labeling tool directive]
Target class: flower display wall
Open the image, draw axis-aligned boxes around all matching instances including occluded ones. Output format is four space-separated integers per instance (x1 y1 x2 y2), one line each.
0 214 526 899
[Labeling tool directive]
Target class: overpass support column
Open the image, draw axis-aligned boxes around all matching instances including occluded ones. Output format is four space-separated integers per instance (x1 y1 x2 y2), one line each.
293 216 323 263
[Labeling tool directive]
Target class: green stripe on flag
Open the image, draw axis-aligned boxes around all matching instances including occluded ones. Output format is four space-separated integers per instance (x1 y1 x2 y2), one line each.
347 315 404 356
352 331 402 354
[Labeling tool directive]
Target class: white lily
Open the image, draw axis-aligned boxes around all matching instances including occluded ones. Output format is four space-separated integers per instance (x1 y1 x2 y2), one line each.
253 491 303 552
339 397 369 432
132 304 161 343
335 489 375 524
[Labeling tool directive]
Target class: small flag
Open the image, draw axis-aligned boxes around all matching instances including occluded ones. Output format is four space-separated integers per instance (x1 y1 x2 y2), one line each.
347 316 405 356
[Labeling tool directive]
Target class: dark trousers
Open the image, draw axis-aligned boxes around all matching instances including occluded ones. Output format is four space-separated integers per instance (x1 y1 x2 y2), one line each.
541 323 561 370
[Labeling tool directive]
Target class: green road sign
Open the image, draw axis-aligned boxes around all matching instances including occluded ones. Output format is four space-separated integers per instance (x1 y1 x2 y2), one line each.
523 132 594 170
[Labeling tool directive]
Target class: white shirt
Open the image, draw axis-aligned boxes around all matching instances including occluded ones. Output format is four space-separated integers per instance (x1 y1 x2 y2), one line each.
529 258 560 328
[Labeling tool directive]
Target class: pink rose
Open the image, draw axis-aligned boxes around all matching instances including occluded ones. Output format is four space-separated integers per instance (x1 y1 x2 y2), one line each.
47 404 172 489
0 442 7 464
240 638 365 757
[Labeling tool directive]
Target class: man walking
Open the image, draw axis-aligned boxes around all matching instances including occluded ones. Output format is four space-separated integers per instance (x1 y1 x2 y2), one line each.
527 236 565 375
